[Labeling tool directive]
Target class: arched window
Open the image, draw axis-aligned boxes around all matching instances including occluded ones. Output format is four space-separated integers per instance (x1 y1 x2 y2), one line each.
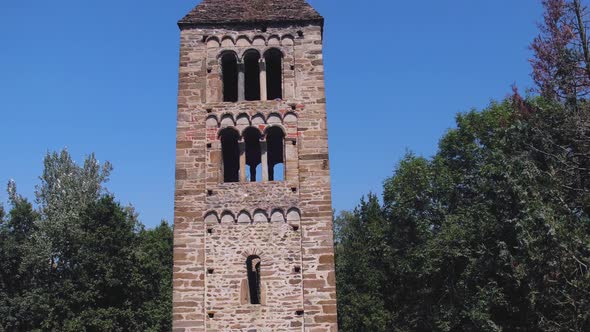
244 51 261 101
265 49 283 100
220 128 240 182
243 127 262 182
266 126 285 181
221 53 238 102
246 255 261 305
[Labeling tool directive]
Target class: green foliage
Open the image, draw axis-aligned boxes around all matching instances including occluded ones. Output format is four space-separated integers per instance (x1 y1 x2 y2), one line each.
336 197 391 331
336 98 590 331
0 150 172 331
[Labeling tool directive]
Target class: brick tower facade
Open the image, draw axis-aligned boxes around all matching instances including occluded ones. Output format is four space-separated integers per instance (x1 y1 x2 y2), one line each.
173 1 337 330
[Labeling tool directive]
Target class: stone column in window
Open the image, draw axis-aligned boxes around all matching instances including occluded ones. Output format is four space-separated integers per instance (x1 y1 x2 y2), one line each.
239 139 246 182
261 139 269 182
238 61 245 102
259 58 267 101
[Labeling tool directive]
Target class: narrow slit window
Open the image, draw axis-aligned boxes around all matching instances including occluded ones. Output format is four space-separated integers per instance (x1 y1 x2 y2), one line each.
266 126 285 181
220 128 240 182
243 127 262 182
246 255 261 305
221 53 238 102
244 51 261 101
265 49 283 100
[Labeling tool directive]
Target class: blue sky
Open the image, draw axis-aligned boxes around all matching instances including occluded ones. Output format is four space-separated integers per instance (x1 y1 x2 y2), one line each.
0 1 543 227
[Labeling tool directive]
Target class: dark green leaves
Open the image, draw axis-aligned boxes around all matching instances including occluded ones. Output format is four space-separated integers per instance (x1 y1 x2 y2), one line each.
336 98 590 331
0 150 172 331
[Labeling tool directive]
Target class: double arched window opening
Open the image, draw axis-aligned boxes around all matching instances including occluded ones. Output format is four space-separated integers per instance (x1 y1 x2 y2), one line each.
219 126 285 183
221 49 283 102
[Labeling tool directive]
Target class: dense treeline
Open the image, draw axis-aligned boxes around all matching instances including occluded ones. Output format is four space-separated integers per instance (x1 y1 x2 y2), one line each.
335 97 590 331
336 0 590 330
0 151 172 331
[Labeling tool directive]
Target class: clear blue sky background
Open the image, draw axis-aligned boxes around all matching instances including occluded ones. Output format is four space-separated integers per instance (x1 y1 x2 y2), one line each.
0 1 543 228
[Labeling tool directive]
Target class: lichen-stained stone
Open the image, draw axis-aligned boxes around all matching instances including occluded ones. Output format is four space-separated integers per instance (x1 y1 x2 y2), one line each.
173 1 337 331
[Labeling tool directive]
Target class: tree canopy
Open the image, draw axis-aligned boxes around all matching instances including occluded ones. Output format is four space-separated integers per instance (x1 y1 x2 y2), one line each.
0 150 172 332
336 96 590 331
336 2 590 329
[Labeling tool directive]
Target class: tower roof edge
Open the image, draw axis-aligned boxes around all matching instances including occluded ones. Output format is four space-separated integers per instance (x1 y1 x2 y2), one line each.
178 0 323 27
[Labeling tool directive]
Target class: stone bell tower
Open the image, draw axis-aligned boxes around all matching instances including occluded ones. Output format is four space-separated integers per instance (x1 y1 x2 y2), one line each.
173 0 337 330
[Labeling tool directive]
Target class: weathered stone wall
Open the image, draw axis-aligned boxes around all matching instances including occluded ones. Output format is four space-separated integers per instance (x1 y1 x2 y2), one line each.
174 22 337 331
204 222 304 331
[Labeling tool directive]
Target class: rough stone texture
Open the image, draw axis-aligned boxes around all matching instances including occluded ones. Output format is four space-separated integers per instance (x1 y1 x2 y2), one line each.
179 0 323 26
173 2 337 330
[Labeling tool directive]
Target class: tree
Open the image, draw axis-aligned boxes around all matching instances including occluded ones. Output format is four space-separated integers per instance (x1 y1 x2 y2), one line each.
335 97 590 331
531 0 590 103
134 221 174 332
0 150 173 331
0 181 42 331
335 195 391 331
